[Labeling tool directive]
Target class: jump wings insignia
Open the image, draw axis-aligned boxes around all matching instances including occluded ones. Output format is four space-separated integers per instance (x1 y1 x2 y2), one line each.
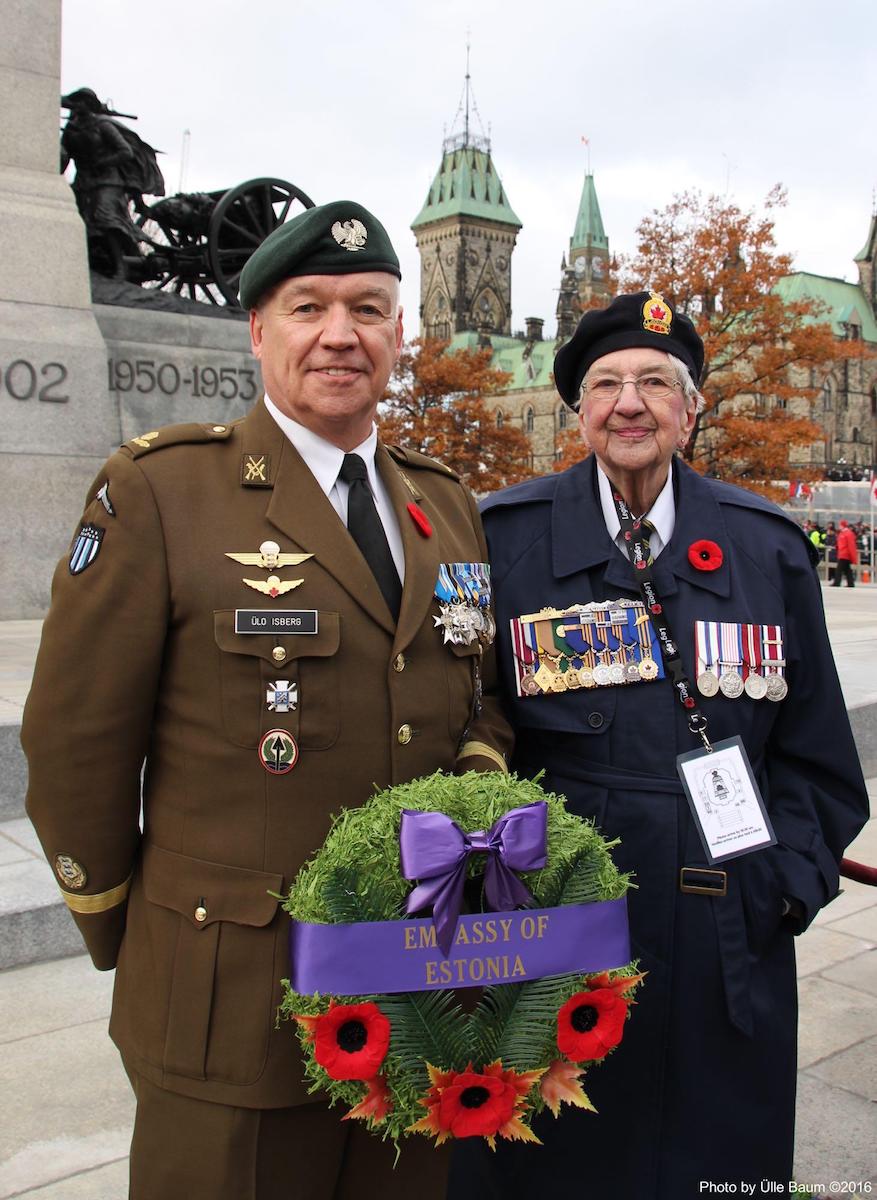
243 575 303 598
226 541 314 571
331 218 367 252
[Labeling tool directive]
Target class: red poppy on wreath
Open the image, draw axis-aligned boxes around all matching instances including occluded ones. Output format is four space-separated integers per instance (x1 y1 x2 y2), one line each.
557 988 628 1062
687 539 723 571
407 502 432 538
408 1060 543 1149
295 1000 391 1081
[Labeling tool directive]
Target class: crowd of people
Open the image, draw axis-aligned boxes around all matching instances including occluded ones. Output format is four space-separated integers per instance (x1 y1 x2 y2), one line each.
799 518 874 585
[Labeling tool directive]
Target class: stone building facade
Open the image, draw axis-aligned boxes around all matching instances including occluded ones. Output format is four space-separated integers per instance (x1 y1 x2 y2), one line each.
412 120 877 477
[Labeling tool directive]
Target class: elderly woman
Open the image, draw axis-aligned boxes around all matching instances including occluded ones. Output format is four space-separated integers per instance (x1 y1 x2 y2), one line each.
449 294 868 1197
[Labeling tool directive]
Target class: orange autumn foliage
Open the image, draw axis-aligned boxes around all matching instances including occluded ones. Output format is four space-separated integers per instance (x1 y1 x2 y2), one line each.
380 337 535 493
618 185 856 502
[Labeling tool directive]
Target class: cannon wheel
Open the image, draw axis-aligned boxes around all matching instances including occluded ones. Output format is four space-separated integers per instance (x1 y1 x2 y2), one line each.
208 178 315 305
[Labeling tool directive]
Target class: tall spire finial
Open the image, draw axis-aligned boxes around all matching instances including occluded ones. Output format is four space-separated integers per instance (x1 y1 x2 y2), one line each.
464 32 471 146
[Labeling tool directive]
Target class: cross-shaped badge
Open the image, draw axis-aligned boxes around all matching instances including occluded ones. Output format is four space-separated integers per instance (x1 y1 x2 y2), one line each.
267 680 298 712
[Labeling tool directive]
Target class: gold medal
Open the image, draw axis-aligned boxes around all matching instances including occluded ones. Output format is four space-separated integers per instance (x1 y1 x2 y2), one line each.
564 668 582 689
639 658 659 680
520 672 541 696
578 666 596 688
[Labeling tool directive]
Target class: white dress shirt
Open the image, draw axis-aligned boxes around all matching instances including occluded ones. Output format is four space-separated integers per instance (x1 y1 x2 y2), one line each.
264 395 405 582
597 462 676 560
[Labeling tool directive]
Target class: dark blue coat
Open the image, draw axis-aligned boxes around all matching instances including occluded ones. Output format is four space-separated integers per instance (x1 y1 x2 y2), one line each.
450 456 868 1198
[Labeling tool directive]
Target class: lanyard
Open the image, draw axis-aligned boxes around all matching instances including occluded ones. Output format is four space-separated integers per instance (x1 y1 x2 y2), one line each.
611 489 712 751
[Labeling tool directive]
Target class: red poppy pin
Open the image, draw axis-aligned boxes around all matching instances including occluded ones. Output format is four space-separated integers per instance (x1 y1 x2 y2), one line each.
687 539 723 572
407 502 432 538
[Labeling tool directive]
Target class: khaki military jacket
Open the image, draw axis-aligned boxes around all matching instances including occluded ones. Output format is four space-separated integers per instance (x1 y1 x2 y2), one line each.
23 398 511 1109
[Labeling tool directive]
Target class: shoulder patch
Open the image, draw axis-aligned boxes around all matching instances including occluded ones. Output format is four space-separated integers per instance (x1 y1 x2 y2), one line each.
385 444 460 481
122 422 235 459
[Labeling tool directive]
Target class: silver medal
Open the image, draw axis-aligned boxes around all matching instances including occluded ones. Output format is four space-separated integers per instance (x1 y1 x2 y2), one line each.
593 664 612 686
744 673 768 700
608 664 626 685
718 671 744 699
697 670 720 698
765 674 788 702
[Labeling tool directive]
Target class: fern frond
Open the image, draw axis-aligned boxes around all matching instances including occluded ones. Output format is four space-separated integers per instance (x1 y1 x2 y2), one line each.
379 990 470 1083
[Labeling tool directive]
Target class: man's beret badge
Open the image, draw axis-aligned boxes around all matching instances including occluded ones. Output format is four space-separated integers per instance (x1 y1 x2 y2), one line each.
331 218 368 252
642 293 672 336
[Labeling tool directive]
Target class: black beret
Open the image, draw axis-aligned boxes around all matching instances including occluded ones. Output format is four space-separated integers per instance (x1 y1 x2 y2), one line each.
554 292 704 409
239 199 401 309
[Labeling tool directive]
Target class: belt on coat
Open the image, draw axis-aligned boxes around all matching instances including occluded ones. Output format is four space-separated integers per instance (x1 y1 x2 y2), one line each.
519 751 766 1037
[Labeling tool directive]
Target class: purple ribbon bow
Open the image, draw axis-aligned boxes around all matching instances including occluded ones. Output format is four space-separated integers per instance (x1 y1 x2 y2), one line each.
400 801 548 955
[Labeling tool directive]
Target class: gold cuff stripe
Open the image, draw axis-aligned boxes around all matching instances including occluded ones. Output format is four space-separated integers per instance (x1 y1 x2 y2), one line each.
61 874 132 915
456 741 508 773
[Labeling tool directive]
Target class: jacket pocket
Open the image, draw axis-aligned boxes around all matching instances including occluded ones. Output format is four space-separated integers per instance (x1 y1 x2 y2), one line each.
143 844 283 1085
213 609 341 749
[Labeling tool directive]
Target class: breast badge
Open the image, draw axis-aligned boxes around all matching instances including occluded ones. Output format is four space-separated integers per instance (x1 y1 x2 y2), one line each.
258 728 299 774
511 600 663 699
69 523 104 575
227 541 313 598
267 680 298 713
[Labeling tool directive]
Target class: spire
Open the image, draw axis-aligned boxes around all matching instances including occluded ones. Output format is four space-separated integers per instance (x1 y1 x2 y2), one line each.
571 172 608 252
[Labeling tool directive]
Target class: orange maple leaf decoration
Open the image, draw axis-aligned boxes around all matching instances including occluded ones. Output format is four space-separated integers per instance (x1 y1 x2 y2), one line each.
539 1059 597 1117
408 1060 545 1150
342 1074 393 1125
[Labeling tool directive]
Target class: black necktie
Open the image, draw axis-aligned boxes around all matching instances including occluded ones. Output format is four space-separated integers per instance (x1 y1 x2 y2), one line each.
338 453 402 620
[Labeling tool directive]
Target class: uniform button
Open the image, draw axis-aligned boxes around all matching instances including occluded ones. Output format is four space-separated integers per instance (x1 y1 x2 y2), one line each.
194 905 208 923
212 425 226 434
272 646 287 663
587 712 604 729
393 653 406 673
397 723 413 745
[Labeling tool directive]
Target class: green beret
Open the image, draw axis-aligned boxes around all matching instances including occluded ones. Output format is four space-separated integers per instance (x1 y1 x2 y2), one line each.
238 200 401 309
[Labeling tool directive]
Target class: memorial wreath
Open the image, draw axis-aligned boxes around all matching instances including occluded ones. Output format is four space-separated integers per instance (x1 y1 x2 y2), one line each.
280 771 642 1150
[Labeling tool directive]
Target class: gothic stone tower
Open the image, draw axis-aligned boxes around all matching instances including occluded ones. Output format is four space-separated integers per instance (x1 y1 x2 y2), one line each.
564 172 612 310
411 131 521 339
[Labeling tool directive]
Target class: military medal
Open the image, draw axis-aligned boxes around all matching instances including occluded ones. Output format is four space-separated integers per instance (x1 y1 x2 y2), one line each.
267 680 298 713
761 624 788 701
742 623 768 699
718 623 744 698
520 672 541 696
695 620 720 697
578 666 596 688
258 728 299 774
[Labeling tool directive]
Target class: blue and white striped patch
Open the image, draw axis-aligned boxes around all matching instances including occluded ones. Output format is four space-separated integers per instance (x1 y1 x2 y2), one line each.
69 523 104 575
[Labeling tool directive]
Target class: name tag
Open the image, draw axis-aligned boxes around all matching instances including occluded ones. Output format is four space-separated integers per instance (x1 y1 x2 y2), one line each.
235 610 319 635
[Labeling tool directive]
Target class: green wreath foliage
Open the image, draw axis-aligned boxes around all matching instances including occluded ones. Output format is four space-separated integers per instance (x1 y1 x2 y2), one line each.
280 770 638 1148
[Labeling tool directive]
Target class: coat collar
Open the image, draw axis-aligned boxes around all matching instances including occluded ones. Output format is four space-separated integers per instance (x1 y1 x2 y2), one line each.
237 400 442 643
551 455 731 599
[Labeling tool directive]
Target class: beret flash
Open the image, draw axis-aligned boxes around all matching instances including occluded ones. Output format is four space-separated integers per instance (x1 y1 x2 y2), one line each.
238 199 401 310
554 292 705 409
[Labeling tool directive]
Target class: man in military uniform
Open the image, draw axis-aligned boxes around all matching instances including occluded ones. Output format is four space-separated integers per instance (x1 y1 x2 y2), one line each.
23 200 511 1199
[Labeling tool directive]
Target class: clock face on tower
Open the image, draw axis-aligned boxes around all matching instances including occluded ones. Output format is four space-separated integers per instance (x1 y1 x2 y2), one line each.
574 256 587 278
592 256 605 279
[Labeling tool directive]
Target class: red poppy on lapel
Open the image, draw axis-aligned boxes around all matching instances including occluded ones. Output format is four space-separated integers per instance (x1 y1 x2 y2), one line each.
687 539 723 571
407 502 432 538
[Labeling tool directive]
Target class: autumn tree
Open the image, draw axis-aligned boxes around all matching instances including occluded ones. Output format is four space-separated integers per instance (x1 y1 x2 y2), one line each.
619 185 855 501
379 337 535 492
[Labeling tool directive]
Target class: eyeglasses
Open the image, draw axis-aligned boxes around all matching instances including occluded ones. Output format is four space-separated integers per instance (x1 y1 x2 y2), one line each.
583 373 681 402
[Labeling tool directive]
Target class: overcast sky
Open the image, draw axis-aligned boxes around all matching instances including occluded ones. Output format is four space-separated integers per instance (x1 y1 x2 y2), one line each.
61 0 876 334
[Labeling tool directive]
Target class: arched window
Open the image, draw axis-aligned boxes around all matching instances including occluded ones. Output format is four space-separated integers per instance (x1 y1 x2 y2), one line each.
822 378 836 411
525 408 535 434
495 410 504 429
558 406 568 430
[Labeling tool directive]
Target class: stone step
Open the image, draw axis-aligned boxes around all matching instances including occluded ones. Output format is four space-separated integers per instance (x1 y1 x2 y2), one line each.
0 818 84 970
0 722 28 821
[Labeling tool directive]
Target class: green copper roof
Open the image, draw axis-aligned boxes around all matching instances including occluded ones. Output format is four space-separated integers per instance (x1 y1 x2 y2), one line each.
853 212 875 262
774 272 877 343
447 331 556 391
570 173 608 251
411 144 521 230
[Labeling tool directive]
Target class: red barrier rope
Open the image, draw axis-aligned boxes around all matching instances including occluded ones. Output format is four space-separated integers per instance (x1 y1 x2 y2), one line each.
840 858 877 886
